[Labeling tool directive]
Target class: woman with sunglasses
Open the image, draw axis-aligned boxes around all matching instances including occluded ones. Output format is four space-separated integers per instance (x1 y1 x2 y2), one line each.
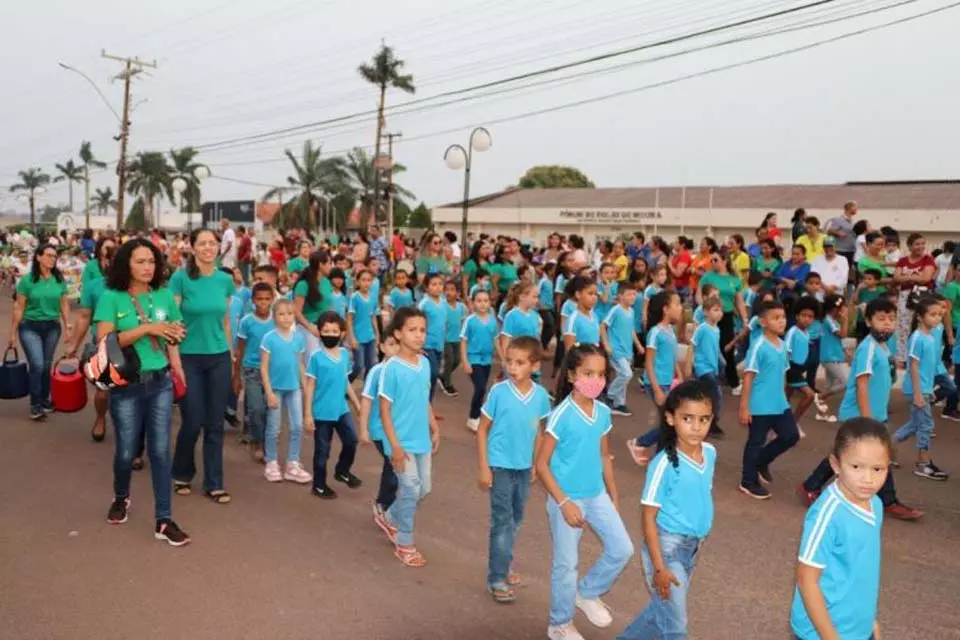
699 252 749 394
415 232 452 287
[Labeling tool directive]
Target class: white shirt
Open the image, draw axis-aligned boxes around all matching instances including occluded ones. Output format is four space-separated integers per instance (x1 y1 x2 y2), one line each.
811 254 849 292
854 234 866 263
935 253 952 286
448 242 462 261
220 227 237 268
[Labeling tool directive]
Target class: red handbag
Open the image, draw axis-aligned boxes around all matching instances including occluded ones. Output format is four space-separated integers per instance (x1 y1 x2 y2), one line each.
129 293 187 403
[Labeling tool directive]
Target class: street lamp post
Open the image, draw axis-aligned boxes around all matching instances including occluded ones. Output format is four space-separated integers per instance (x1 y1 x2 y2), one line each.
444 127 491 246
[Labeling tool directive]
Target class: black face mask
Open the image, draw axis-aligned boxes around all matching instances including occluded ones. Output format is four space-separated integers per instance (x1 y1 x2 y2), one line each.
870 329 894 344
320 335 340 349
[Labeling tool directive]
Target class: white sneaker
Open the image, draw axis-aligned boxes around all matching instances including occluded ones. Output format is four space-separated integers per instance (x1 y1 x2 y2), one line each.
264 460 282 482
283 461 313 484
731 384 743 397
815 412 837 423
575 595 612 628
547 623 585 640
814 394 829 413
466 418 479 433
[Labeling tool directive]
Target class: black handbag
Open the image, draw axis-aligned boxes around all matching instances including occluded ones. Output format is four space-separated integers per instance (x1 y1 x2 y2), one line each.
0 347 29 399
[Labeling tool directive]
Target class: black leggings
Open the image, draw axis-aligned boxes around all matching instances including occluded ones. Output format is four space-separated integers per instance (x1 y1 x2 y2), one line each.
718 311 740 388
539 310 555 350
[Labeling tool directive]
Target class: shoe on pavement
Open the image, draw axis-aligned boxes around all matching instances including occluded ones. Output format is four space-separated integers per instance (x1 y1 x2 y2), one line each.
374 510 398 544
884 501 924 521
466 418 479 432
796 484 819 507
440 384 459 397
284 461 313 484
107 497 131 524
611 405 633 417
941 410 960 422
757 466 774 486
914 461 949 481
29 407 46 420
312 485 339 499
575 595 612 628
264 460 283 482
739 482 771 500
815 412 837 423
814 394 829 413
334 471 363 488
154 519 191 547
731 384 743 397
547 623 585 640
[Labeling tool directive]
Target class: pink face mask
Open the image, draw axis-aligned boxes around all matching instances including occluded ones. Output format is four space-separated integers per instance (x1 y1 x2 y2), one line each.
573 376 605 399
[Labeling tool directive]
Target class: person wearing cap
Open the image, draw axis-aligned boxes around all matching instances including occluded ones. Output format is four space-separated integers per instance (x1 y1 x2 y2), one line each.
796 216 826 263
811 238 850 295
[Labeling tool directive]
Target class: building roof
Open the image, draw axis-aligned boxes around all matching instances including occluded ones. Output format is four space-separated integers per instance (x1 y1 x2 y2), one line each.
439 181 960 211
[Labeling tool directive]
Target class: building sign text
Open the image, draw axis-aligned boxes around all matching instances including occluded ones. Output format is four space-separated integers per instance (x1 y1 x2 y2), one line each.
558 209 662 223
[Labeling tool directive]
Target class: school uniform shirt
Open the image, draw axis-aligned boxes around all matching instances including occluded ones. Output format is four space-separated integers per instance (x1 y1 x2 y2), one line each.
328 290 347 319
560 298 576 322
418 295 448 351
554 274 568 300
692 305 705 325
785 325 810 366
643 284 662 304
169 269 236 355
444 299 467 344
931 324 949 376
370 278 381 309
502 307 540 339
642 443 717 539
564 308 600 346
260 329 306 391
388 286 415 310
633 293 645 333
819 315 845 364
378 354 433 455
481 380 552 470
644 324 678 387
237 314 275 369
546 397 613 500
538 276 554 310
460 312 499 366
838 336 891 422
94 288 182 373
903 330 936 397
228 294 246 349
602 305 635 361
16 274 68 322
744 336 790 416
348 291 378 344
790 484 883 640
692 322 721 377
306 346 351 420
596 280 619 319
748 315 763 343
742 287 758 312
362 361 389 441
79 276 106 341
469 282 491 299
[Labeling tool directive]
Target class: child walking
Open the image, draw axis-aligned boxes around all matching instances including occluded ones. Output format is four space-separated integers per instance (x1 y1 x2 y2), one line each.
461 289 499 433
385 269 415 318
785 296 822 436
234 282 276 463
691 297 725 438
600 280 644 417
359 335 401 526
418 273 448 400
537 344 634 640
815 294 848 422
260 299 312 484
440 280 467 397
563 276 601 350
539 262 557 350
304 311 364 498
347 269 380 382
618 381 717 640
476 336 551 603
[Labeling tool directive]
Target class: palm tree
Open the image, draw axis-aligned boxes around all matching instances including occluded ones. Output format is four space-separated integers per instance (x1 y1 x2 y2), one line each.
54 159 84 214
9 167 52 233
169 146 203 212
357 43 415 222
92 187 117 216
79 141 107 228
126 151 173 229
341 147 415 228
263 141 347 231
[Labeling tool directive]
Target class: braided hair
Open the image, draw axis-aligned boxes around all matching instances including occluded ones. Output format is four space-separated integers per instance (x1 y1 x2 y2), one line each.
656 379 715 468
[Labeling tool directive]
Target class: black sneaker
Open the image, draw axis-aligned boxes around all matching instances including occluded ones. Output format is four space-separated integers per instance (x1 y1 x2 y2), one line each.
440 384 459 397
757 466 774 486
611 405 633 417
312 485 338 499
224 412 239 428
154 519 191 546
29 407 46 421
914 461 949 481
941 410 960 422
42 402 55 414
107 497 130 524
334 472 363 489
739 482 772 500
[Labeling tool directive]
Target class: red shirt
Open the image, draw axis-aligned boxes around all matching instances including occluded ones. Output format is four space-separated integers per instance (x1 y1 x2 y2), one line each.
269 247 287 269
895 254 936 290
392 236 405 260
237 234 252 263
671 250 692 290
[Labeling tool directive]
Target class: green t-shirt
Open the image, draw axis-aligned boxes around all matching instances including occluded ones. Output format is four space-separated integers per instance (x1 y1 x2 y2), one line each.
169 269 236 355
941 281 960 328
856 256 890 293
415 255 451 278
461 259 483 289
294 276 334 323
490 262 518 293
93 287 183 372
855 288 883 324
287 256 308 274
16 274 67 322
700 271 742 313
80 277 107 341
81 259 103 286
752 256 782 289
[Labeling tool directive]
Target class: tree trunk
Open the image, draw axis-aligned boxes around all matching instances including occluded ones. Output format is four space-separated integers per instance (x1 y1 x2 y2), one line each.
84 167 91 229
29 193 36 234
371 84 386 224
67 181 74 214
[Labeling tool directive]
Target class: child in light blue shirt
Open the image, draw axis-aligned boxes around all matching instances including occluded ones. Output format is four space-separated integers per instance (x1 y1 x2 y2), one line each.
440 280 467 396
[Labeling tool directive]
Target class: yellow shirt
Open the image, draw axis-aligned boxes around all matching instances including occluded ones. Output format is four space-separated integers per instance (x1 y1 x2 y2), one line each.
796 234 825 263
731 251 750 283
614 255 629 281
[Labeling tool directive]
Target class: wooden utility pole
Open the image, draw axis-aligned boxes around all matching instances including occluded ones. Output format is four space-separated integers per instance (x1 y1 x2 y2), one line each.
101 51 156 230
383 132 402 241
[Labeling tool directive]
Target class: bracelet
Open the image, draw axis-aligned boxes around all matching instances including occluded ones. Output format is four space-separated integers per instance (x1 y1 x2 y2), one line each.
557 497 570 509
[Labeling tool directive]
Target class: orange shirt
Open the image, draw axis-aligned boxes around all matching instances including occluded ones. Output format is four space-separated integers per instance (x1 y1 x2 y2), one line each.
689 253 713 294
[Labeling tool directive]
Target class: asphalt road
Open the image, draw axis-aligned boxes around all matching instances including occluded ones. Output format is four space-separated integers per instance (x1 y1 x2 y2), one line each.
1 299 959 640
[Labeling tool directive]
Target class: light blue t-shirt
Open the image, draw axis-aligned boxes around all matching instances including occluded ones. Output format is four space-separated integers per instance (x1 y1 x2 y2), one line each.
903 330 936 396
444 299 467 344
388 287 415 310
418 296 448 351
331 291 348 319
460 312 499 366
644 284 662 303
633 292 646 332
791 484 883 640
838 336 892 422
564 309 600 346
819 315 845 363
348 291 378 344
469 282 491 299
362 361 388 441
748 315 763 343
785 325 810 366
306 346 351 420
644 324 678 387
560 298 576 320
228 294 246 349
742 287 758 311
546 397 613 500
692 322 721 378
378 355 432 455
555 274 568 301
602 304 635 361
260 329 306 391
596 280 619 320
931 324 948 376
237 313 275 369
641 443 717 539
481 380 552 470
744 336 790 416
538 276 554 311
502 307 540 339
692 305 705 325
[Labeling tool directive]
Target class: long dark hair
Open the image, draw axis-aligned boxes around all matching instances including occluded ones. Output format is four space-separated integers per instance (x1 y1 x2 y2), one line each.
465 239 487 267
94 235 117 267
657 380 715 468
30 243 63 283
555 343 609 402
186 228 218 279
302 250 331 306
107 238 165 291
553 250 573 289
647 290 677 328
911 296 939 333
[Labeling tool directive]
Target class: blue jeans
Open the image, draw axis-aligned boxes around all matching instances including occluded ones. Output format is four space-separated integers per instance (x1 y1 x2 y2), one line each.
741 410 800 485
312 412 358 488
546 493 634 626
618 530 702 639
697 372 722 429
935 371 958 413
351 340 376 381
373 440 398 510
894 397 934 451
386 452 432 546
242 367 266 443
265 388 304 463
172 351 232 492
608 356 632 408
488 467 532 588
425 348 442 400
109 372 174 521
18 320 60 410
469 364 491 419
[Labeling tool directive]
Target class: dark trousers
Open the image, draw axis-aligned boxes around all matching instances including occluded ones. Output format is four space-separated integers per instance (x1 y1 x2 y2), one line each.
718 312 740 387
805 338 821 393
373 439 398 510
425 347 442 400
440 341 461 388
803 457 897 507
552 316 565 371
172 351 232 492
741 410 800 485
312 412 358 489
469 364 492 420
18 320 60 410
539 309 555 350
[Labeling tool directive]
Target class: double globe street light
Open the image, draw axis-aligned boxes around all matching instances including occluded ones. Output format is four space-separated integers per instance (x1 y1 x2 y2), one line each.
444 127 491 245
172 165 211 231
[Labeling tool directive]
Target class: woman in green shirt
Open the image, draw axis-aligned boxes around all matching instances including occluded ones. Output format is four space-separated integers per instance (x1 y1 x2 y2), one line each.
170 228 236 505
9 243 70 420
460 241 491 295
752 238 782 289
856 231 892 292
414 232 452 288
95 238 191 545
700 253 748 391
286 240 312 275
293 249 334 354
489 244 518 309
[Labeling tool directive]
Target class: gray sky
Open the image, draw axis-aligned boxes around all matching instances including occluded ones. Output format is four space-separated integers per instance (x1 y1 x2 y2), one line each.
2 0 959 214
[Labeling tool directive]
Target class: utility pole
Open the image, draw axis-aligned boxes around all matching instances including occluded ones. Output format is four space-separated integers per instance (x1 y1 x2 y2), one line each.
101 50 156 231
383 132 402 242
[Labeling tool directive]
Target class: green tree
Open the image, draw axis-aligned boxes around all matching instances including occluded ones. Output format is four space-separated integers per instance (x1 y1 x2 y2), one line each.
393 198 411 228
79 141 107 228
125 197 146 230
40 204 69 223
126 151 173 228
92 187 117 216
54 159 84 213
517 165 595 189
263 141 347 231
169 147 203 212
341 146 415 228
357 43 415 222
9 167 51 232
408 201 432 229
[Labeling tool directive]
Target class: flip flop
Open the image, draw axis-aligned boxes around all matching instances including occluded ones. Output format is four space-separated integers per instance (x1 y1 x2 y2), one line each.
394 545 426 568
173 482 192 496
488 583 516 603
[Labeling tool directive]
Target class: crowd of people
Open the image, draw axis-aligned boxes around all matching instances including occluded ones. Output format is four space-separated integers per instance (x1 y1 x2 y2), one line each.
2 201 958 639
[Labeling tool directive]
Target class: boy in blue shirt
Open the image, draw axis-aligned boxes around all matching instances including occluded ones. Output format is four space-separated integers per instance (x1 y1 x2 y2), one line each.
233 283 276 462
739 300 799 500
417 273 448 400
461 289 499 432
785 296 821 436
440 280 467 397
476 336 551 603
690 297 725 438
600 280 644 417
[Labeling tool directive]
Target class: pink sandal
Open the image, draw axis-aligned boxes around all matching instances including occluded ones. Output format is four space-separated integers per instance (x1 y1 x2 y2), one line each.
394 545 426 567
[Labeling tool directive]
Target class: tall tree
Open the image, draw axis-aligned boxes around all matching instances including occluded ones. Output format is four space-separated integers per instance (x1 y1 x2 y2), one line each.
125 197 146 230
357 43 415 222
169 146 203 212
126 151 173 229
408 201 433 229
517 165 596 189
54 159 84 213
79 141 107 228
341 147 415 228
9 167 51 232
92 187 117 216
263 141 346 231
